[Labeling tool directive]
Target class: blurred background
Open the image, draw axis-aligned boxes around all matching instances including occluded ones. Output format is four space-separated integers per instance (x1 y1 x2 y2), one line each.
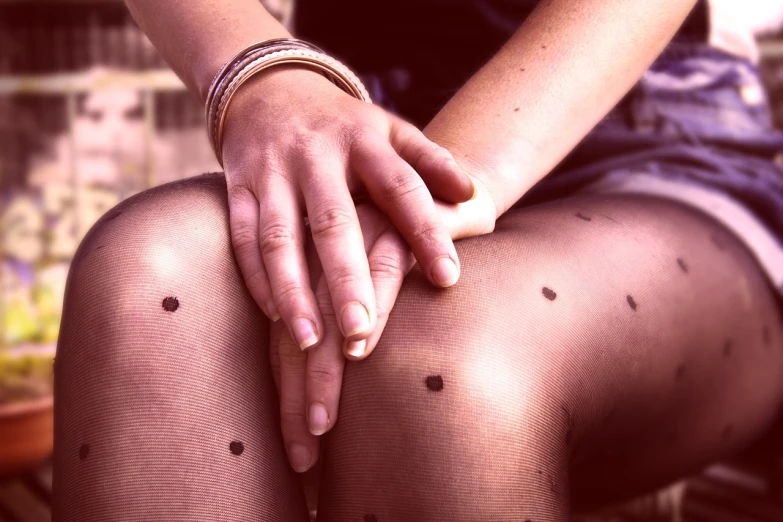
0 1 290 519
2 1 783 521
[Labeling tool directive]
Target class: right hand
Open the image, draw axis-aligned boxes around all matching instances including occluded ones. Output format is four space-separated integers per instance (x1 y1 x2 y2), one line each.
221 65 475 353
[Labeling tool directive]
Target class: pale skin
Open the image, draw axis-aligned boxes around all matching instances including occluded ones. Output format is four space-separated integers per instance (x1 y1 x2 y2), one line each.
125 0 697 472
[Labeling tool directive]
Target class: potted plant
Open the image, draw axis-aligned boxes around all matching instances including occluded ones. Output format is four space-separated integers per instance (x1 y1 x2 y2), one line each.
0 350 54 475
0 256 58 476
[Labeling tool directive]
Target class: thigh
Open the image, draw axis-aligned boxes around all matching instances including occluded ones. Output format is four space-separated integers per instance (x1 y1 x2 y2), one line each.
319 193 783 518
54 174 307 520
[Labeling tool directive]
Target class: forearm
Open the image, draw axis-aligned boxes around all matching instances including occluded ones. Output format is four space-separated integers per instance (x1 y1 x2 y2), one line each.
124 0 291 102
424 0 697 217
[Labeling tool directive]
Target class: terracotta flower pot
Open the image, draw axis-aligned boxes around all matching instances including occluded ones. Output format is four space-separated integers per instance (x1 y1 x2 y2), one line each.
0 396 53 476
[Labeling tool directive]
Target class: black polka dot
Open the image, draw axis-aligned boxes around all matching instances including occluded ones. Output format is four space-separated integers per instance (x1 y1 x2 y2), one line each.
364 515 378 522
229 441 244 456
79 444 90 460
425 375 444 392
542 287 557 301
162 297 179 312
536 469 543 475
514 107 520 112
723 339 732 359
575 212 592 222
675 364 686 381
677 257 688 273
626 295 637 311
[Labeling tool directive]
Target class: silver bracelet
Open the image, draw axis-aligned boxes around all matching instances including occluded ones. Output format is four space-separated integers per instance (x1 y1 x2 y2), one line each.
205 40 371 167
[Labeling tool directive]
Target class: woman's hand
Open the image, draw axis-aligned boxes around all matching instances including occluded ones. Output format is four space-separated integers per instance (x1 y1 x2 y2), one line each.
270 179 497 473
222 66 475 354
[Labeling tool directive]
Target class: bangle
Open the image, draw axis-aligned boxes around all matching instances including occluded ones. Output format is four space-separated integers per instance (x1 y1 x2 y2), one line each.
205 39 372 167
205 39 320 156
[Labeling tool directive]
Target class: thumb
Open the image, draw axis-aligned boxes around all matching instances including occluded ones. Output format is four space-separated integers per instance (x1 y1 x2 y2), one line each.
389 115 475 204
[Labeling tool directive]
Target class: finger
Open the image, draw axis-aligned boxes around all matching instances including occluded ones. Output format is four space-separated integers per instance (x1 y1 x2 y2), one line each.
352 134 462 289
299 151 377 342
347 221 415 360
278 326 319 473
389 115 474 203
269 319 283 395
227 184 278 320
257 175 324 351
305 274 346 436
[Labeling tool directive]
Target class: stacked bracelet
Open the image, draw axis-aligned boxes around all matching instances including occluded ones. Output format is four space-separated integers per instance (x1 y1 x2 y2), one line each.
205 38 372 166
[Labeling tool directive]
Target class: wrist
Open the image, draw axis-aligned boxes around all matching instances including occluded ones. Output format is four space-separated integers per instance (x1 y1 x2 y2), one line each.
194 31 294 103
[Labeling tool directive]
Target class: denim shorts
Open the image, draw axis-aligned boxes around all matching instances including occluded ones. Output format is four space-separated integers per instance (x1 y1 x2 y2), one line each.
368 43 783 296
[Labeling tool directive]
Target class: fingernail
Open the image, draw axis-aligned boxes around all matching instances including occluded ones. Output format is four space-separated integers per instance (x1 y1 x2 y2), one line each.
288 443 313 473
468 175 478 201
431 256 459 287
308 403 330 436
266 300 281 322
345 338 367 358
453 162 477 201
340 302 370 337
292 317 318 350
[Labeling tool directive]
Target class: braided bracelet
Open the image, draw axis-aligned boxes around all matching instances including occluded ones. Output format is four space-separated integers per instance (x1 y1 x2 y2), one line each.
205 40 372 166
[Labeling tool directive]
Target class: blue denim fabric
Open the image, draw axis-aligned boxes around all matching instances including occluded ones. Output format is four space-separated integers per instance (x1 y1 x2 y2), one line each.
523 44 783 244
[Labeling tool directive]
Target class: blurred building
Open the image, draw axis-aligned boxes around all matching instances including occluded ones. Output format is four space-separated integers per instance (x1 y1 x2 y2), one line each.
0 1 289 359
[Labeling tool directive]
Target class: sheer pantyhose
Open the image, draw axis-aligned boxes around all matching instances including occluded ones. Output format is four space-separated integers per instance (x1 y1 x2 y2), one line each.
53 174 783 521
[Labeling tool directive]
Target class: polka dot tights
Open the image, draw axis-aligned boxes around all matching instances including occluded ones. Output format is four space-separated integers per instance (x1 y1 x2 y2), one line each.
54 174 783 520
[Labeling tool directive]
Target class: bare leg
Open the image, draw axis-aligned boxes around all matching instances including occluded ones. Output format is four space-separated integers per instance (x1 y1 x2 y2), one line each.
53 175 308 521
319 194 783 521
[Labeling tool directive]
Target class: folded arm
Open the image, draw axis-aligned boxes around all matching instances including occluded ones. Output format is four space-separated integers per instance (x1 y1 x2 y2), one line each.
425 0 697 226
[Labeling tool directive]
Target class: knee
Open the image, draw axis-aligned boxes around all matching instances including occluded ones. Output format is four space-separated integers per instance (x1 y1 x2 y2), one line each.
67 173 232 299
342 244 575 448
58 173 256 372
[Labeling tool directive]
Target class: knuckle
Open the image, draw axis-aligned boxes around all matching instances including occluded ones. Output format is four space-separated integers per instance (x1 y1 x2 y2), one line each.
308 363 342 387
409 219 444 246
291 131 330 157
279 403 307 424
327 264 362 290
274 279 307 305
258 220 297 255
379 171 425 203
369 252 404 280
231 222 257 252
320 267 365 307
227 182 255 201
308 206 356 238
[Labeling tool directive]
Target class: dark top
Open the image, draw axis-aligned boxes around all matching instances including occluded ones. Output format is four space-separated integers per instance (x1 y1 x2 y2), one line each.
294 0 708 126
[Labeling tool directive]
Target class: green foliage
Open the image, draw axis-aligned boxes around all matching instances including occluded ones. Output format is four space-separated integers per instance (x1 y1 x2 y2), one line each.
0 352 54 405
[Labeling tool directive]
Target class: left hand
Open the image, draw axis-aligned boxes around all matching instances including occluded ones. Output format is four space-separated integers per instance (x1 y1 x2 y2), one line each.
269 174 497 473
